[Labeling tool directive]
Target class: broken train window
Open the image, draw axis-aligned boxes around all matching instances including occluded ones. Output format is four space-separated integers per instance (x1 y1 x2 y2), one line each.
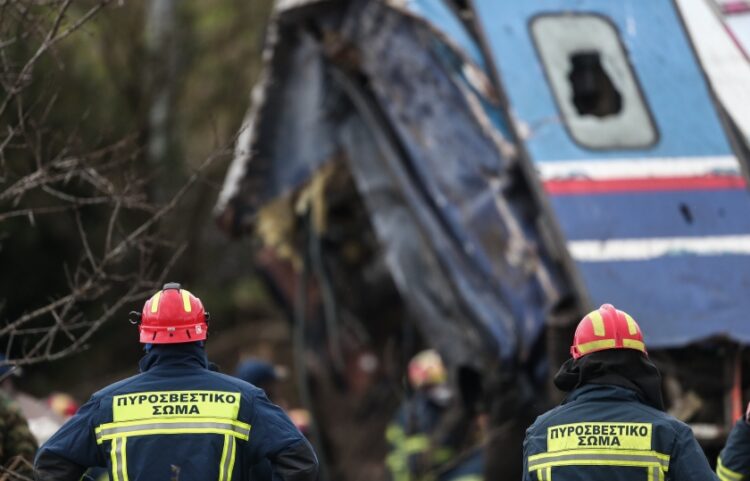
530 13 658 150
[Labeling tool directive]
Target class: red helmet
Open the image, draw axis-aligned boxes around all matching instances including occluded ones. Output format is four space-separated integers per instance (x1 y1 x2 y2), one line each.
570 303 646 359
408 349 447 389
139 283 208 344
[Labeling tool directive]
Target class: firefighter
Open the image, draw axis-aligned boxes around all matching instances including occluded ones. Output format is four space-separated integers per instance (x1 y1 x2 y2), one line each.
34 283 318 481
0 389 37 477
523 304 717 481
386 349 467 481
235 359 287 406
717 402 750 481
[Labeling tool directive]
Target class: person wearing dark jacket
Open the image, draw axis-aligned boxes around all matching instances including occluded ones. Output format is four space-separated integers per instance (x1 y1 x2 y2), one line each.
523 303 717 481
34 283 318 481
717 403 750 481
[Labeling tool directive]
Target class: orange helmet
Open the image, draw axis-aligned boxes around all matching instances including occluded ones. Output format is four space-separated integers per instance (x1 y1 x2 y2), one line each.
138 283 208 344
570 304 647 359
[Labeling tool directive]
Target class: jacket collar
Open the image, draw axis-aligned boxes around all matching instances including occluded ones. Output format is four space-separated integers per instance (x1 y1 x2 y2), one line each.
564 384 642 404
138 343 209 372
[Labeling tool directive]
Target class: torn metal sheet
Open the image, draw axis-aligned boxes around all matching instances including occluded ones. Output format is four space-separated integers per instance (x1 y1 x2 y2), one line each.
216 0 577 369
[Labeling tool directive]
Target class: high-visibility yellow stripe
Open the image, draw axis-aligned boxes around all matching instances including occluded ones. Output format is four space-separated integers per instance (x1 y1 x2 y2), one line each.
531 459 660 470
529 449 670 463
530 450 668 481
98 427 249 443
386 424 405 443
110 438 120 481
97 416 249 432
576 339 617 354
119 437 130 481
624 314 638 335
150 292 162 314
718 458 745 480
385 452 409 481
588 311 606 336
181 290 192 313
403 434 430 453
227 434 237 481
96 417 251 444
622 339 646 352
219 434 230 481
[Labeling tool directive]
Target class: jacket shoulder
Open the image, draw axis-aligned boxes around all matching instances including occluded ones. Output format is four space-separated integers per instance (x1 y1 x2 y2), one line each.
91 372 147 398
204 370 266 397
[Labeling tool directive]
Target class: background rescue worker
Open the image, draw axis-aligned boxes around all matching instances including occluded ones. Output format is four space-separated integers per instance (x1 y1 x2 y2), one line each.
34 283 318 481
523 304 717 481
386 349 453 481
0 388 37 478
235 358 288 407
0 354 65 445
386 349 482 481
717 402 750 481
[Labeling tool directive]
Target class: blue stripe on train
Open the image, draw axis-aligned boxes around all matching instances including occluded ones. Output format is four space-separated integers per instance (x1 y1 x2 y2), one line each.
580 255 750 347
549 188 750 241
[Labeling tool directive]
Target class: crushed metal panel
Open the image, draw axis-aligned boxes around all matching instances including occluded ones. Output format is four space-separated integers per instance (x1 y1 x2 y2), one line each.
215 21 340 234
334 0 573 362
217 0 578 366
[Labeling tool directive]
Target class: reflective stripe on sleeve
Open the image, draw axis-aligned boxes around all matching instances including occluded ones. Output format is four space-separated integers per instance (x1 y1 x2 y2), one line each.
718 457 746 481
95 417 251 443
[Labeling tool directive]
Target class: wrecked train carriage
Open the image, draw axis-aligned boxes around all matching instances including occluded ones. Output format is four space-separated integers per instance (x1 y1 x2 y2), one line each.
216 0 750 476
216 0 578 478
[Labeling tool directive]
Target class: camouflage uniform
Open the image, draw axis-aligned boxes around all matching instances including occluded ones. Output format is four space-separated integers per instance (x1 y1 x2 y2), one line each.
0 391 37 477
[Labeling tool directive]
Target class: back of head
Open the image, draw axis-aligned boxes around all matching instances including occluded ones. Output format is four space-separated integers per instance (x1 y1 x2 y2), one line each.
234 359 279 387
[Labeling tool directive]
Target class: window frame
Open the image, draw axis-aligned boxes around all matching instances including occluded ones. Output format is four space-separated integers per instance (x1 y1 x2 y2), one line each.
528 12 660 151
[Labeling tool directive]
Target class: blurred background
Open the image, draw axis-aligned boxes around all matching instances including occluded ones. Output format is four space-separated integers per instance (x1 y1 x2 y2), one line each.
3 0 750 480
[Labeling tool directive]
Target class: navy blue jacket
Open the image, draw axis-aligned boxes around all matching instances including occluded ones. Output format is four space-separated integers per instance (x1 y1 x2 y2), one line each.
34 344 318 481
718 419 750 481
523 384 717 481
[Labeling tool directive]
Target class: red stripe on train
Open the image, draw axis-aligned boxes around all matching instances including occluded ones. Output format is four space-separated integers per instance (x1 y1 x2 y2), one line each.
544 175 747 195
